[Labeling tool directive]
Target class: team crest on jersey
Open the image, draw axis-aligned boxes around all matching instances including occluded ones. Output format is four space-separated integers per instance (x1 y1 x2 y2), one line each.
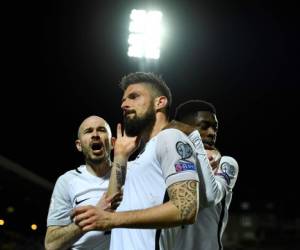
176 141 193 159
175 161 196 173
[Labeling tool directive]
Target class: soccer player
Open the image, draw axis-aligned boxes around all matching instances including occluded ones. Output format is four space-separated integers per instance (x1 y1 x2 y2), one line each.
169 100 239 250
73 73 206 250
45 115 130 250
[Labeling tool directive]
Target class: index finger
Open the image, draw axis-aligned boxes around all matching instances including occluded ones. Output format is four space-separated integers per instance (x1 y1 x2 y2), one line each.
116 123 122 138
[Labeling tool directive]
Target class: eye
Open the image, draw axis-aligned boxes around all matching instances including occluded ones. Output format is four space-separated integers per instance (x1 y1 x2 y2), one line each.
97 127 107 133
199 121 210 130
128 93 139 100
84 128 93 134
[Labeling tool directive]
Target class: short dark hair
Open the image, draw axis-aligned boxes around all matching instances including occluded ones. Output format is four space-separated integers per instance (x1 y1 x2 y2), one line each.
174 99 216 121
119 72 172 117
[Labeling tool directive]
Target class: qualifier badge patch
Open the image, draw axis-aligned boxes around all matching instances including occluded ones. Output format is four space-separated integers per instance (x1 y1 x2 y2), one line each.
176 141 193 159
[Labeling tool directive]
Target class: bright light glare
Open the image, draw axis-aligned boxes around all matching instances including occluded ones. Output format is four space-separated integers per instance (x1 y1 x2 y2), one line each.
128 9 163 59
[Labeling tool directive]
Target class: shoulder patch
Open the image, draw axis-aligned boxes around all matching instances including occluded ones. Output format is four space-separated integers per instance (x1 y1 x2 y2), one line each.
175 160 196 173
221 162 236 178
176 141 193 159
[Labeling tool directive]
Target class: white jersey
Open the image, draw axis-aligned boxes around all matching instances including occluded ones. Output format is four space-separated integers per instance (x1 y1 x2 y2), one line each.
46 165 110 250
110 128 200 250
160 130 239 250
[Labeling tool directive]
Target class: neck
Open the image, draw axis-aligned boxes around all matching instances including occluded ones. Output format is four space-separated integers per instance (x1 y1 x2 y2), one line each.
141 112 169 143
86 158 111 177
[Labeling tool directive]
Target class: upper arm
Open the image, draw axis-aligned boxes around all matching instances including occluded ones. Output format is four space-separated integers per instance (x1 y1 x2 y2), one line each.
156 129 200 223
167 180 199 223
47 175 73 226
156 129 199 187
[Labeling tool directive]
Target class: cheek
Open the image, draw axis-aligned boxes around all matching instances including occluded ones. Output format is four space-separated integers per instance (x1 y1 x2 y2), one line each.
103 137 111 150
137 97 150 109
80 139 89 149
199 129 208 137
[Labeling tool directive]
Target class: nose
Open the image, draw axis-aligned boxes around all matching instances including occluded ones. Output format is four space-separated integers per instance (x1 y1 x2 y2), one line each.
121 98 129 111
91 130 100 138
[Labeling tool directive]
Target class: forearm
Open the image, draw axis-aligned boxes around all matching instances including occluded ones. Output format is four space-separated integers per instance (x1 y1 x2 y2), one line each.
188 130 224 206
111 201 187 229
197 154 224 206
111 180 198 229
108 124 139 196
45 223 83 250
74 180 198 231
107 155 127 196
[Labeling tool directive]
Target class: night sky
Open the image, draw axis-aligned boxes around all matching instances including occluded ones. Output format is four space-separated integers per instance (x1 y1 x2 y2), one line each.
1 0 299 233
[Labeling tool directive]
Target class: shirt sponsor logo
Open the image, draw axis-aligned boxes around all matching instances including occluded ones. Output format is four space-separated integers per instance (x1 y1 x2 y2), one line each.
75 198 89 205
175 161 196 172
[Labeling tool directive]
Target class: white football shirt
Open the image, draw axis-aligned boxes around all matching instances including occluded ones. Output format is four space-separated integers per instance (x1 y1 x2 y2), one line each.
110 128 200 250
47 165 111 250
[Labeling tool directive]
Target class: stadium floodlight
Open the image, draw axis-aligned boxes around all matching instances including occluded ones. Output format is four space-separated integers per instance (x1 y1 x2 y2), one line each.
127 9 163 59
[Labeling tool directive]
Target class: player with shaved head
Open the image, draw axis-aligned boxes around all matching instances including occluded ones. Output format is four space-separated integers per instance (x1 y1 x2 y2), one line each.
45 115 136 250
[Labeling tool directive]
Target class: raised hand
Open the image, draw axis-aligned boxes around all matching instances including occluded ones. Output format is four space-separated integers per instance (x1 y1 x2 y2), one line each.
206 148 221 172
113 123 140 159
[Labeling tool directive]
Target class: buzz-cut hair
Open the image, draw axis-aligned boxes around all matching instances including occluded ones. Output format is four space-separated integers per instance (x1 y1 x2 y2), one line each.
174 99 216 121
119 72 172 117
77 115 112 139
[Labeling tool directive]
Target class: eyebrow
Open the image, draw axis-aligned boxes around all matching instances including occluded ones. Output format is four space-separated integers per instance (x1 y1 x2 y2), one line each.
83 126 107 132
98 126 107 131
122 91 141 103
83 127 93 133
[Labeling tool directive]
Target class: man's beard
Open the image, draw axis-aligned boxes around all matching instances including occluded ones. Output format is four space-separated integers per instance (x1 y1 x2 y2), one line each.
124 106 156 136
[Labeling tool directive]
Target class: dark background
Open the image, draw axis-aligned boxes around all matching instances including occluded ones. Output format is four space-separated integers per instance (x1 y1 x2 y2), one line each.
1 0 299 248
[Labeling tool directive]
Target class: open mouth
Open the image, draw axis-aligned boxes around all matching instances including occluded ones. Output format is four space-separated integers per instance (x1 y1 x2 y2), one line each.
202 140 214 149
91 142 103 151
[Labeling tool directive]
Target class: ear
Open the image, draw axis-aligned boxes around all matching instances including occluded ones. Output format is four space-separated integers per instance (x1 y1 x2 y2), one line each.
154 96 168 111
75 139 82 152
110 136 116 150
